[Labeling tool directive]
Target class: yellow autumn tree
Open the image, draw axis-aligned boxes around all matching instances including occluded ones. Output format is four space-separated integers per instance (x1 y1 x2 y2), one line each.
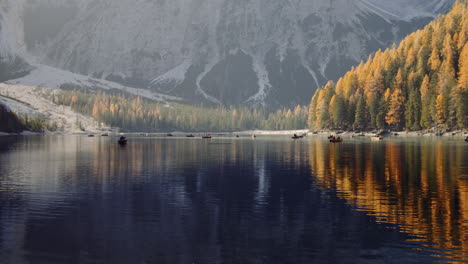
459 43 468 90
385 89 406 129
429 48 441 72
436 93 447 124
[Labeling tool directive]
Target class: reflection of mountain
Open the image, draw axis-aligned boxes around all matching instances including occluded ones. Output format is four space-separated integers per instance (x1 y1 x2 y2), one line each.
308 138 468 262
0 137 445 263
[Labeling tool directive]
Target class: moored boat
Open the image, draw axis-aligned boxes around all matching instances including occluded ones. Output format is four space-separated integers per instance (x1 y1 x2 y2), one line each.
329 137 343 143
292 133 304 139
118 136 128 145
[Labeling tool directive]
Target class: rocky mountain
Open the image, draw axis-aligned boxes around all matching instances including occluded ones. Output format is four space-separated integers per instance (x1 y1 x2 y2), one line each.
0 0 31 81
1 0 455 108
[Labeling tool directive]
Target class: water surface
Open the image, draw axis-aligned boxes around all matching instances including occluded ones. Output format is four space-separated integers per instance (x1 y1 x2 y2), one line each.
0 135 466 263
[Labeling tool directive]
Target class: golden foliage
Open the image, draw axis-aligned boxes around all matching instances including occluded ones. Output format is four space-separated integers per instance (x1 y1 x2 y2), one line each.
309 1 468 130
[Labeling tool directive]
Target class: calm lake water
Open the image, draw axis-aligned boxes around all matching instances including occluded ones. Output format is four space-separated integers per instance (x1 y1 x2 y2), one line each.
0 135 466 264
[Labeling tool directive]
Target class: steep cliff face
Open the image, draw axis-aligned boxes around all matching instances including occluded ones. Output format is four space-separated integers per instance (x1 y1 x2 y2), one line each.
1 0 455 108
0 0 31 81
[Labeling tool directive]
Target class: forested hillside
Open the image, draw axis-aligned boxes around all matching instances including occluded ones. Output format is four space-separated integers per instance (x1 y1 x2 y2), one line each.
0 102 56 133
308 1 468 131
53 90 308 132
0 104 25 133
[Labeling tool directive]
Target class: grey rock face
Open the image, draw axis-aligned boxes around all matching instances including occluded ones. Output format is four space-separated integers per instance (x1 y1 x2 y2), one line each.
2 0 455 108
0 0 31 82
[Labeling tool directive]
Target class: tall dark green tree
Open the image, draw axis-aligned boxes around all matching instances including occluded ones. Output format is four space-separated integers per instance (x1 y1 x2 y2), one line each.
353 96 367 130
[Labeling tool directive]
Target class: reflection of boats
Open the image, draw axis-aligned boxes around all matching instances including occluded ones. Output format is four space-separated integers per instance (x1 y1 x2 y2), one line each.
202 135 212 139
186 134 195 138
118 136 128 145
329 137 343 143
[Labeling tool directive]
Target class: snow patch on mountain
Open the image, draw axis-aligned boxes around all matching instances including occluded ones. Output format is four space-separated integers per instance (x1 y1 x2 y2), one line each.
6 64 182 103
151 60 191 89
0 83 110 133
0 94 39 118
0 0 456 108
247 60 271 106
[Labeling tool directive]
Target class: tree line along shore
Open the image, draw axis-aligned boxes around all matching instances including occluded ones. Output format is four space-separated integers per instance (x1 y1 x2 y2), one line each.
0 2 467 135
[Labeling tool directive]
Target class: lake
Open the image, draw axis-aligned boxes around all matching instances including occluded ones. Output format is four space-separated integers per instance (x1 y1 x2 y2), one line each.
0 135 466 263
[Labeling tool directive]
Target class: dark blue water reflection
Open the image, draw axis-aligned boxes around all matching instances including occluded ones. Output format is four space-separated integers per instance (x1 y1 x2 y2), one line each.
0 135 466 263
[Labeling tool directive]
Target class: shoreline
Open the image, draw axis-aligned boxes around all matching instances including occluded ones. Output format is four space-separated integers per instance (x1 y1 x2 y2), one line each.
1 129 467 138
314 130 468 138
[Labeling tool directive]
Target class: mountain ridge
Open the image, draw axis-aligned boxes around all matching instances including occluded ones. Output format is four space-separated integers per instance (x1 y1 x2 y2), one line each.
0 0 456 109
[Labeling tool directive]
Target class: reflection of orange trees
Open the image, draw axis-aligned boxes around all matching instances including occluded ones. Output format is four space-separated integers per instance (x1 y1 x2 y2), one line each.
309 140 468 262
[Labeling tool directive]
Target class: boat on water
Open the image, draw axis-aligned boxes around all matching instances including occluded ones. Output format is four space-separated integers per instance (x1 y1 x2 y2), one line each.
167 133 174 137
371 136 384 141
101 133 109 137
88 134 95 137
329 136 343 143
202 135 212 139
118 136 128 145
292 134 303 139
465 136 468 142
186 134 195 138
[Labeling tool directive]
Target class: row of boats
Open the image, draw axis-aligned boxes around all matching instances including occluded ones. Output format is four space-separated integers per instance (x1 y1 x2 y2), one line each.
167 133 256 139
89 133 468 145
167 133 213 139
